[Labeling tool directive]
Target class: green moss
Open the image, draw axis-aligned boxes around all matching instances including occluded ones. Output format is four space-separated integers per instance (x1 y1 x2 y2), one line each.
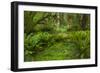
24 31 90 61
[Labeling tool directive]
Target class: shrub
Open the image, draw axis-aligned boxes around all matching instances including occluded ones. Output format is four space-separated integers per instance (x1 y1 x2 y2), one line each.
68 31 90 58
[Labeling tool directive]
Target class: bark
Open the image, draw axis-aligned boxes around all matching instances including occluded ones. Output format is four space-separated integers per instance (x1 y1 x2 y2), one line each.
81 14 87 30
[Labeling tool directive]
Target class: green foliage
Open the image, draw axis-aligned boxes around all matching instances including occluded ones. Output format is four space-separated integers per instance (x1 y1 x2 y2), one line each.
24 31 90 61
68 31 90 58
24 11 90 61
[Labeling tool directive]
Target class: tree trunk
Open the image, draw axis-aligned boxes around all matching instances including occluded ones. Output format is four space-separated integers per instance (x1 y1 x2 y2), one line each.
81 14 87 30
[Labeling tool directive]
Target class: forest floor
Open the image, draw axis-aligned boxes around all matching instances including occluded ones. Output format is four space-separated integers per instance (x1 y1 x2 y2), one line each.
24 30 90 61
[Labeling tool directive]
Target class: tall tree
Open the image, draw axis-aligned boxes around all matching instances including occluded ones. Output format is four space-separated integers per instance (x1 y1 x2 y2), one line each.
81 14 88 30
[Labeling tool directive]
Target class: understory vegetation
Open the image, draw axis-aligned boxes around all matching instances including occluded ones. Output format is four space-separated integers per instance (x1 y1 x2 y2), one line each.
24 11 90 61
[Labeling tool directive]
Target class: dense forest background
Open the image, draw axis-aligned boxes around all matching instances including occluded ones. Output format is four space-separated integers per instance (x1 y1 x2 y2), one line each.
24 11 90 62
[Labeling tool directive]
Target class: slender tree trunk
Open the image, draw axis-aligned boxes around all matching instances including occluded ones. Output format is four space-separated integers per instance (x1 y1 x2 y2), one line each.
81 14 87 30
57 13 60 27
57 13 60 30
